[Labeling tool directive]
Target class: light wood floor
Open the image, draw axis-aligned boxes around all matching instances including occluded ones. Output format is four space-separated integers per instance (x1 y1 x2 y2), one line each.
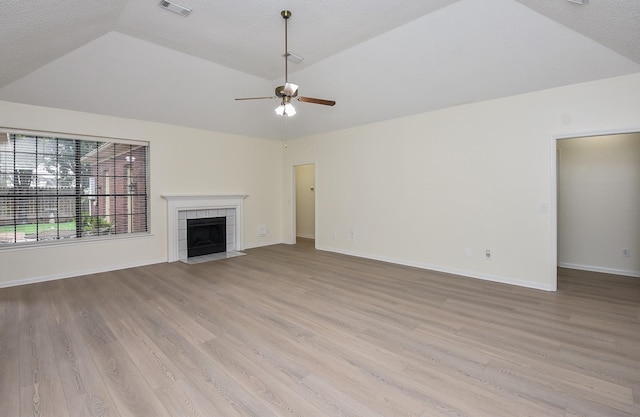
1 239 639 417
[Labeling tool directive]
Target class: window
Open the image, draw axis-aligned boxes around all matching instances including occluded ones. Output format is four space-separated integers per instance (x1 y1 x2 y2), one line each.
0 130 149 245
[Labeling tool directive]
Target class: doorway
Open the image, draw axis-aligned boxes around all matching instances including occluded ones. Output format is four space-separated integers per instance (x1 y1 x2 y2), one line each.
553 131 640 289
294 163 316 244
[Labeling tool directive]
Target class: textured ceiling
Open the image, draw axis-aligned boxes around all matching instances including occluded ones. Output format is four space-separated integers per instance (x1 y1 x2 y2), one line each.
0 0 639 140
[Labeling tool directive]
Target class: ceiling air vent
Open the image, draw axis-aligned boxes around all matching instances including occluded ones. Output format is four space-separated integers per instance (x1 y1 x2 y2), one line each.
159 0 192 16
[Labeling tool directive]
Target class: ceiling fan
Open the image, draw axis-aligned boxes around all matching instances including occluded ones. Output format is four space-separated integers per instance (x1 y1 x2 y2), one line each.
235 10 336 117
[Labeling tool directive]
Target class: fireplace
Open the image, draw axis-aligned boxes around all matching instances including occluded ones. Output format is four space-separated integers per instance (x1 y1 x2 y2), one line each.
162 194 248 262
187 217 226 257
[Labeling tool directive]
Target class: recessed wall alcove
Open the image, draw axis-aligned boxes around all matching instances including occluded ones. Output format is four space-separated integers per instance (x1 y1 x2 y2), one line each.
162 194 248 262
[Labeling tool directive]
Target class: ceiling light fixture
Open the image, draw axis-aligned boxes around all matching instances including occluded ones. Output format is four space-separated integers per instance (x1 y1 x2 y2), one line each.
275 98 296 117
159 0 192 16
567 0 587 4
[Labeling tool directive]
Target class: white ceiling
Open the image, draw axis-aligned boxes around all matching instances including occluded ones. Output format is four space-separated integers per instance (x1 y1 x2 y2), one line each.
1 0 639 140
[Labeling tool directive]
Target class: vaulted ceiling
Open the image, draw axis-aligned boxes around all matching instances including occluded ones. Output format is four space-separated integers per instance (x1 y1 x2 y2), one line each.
1 0 639 139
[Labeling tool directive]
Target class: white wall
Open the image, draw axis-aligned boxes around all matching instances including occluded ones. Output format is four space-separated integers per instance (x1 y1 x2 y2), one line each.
295 164 316 239
2 73 639 290
0 100 283 287
283 73 640 291
557 133 640 276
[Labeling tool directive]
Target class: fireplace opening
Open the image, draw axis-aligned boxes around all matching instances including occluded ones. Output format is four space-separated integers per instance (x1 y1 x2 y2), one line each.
187 217 226 257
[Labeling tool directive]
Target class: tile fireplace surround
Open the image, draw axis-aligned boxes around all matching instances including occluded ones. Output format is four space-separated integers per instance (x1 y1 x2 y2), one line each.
162 194 248 262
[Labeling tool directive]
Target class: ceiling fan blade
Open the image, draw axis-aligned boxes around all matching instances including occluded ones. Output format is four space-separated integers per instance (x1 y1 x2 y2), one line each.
298 96 336 106
235 96 277 101
283 82 299 96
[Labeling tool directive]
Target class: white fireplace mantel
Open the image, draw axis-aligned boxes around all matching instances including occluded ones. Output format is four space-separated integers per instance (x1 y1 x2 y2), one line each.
162 194 248 262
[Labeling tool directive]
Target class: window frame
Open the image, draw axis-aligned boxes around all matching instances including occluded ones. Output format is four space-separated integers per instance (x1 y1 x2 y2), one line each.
0 127 150 249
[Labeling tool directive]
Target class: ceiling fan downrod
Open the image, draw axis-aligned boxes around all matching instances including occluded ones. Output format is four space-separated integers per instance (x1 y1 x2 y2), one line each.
282 10 291 84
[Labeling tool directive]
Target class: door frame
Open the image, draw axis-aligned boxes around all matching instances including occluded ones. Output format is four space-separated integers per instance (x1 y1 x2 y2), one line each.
290 162 317 245
550 127 640 290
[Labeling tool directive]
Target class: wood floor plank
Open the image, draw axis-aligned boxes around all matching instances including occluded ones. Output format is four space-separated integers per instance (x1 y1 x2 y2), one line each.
1 239 639 416
47 287 122 417
18 284 72 417
0 286 21 417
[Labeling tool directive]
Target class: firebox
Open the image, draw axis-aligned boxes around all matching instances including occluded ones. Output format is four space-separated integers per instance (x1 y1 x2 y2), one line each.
187 217 226 257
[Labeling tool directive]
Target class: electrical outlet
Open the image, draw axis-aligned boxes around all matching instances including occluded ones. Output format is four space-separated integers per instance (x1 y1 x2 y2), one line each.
332 232 336 240
622 248 631 257
258 226 267 237
485 249 491 260
350 229 356 241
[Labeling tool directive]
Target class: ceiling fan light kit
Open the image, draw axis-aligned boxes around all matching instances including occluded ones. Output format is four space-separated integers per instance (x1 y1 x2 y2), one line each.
275 100 296 117
235 10 335 117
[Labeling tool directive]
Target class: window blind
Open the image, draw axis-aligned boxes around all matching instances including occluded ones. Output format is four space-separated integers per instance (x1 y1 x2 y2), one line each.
0 131 149 245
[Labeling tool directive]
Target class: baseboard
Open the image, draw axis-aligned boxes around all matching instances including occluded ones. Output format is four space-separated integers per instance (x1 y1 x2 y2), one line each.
1 244 562 291
296 233 315 239
558 262 640 278
0 241 285 288
316 245 555 291
0 257 167 289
